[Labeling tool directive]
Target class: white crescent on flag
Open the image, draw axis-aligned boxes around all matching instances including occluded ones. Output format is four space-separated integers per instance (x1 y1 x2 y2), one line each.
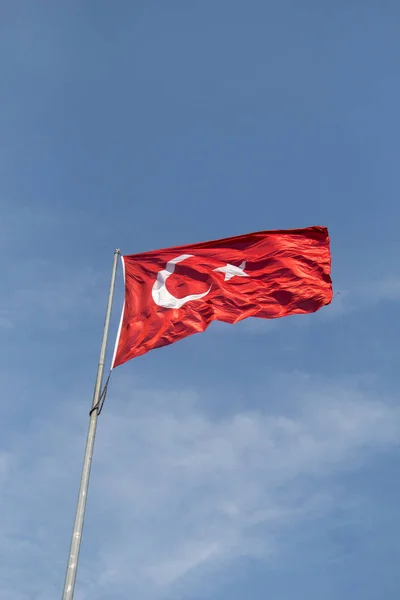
151 254 211 309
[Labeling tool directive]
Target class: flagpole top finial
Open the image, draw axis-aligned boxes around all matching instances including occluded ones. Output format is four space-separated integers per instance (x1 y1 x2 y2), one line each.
114 249 121 255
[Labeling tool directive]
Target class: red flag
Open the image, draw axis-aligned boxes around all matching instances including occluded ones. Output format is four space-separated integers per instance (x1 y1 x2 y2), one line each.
112 226 332 368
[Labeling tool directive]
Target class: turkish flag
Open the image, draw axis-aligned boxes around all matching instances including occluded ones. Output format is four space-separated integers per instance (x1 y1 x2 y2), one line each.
112 226 332 367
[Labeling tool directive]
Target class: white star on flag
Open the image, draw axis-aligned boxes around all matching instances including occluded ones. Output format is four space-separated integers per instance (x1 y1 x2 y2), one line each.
213 260 249 281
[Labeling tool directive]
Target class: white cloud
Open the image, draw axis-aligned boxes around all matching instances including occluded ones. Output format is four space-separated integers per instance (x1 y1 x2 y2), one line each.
365 276 400 302
320 274 400 320
0 255 105 333
210 318 280 335
0 373 398 600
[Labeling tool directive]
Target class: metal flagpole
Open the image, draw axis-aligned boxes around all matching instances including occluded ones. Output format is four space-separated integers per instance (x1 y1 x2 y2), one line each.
62 248 120 600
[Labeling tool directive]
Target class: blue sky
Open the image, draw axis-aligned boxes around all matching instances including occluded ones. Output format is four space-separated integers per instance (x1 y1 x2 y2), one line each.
1 1 400 599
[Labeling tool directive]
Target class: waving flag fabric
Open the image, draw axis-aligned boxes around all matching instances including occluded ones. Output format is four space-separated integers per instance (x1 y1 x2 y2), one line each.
112 226 332 367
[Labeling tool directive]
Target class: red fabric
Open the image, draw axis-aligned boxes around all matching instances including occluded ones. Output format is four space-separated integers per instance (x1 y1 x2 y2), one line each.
112 226 332 367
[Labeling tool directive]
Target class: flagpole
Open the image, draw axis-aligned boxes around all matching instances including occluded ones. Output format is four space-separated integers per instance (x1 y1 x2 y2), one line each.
62 248 120 600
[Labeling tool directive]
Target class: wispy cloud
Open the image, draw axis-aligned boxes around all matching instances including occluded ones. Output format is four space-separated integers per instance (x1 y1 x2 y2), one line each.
363 275 400 303
0 203 113 334
296 274 400 325
210 318 280 335
0 256 104 333
0 372 398 599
